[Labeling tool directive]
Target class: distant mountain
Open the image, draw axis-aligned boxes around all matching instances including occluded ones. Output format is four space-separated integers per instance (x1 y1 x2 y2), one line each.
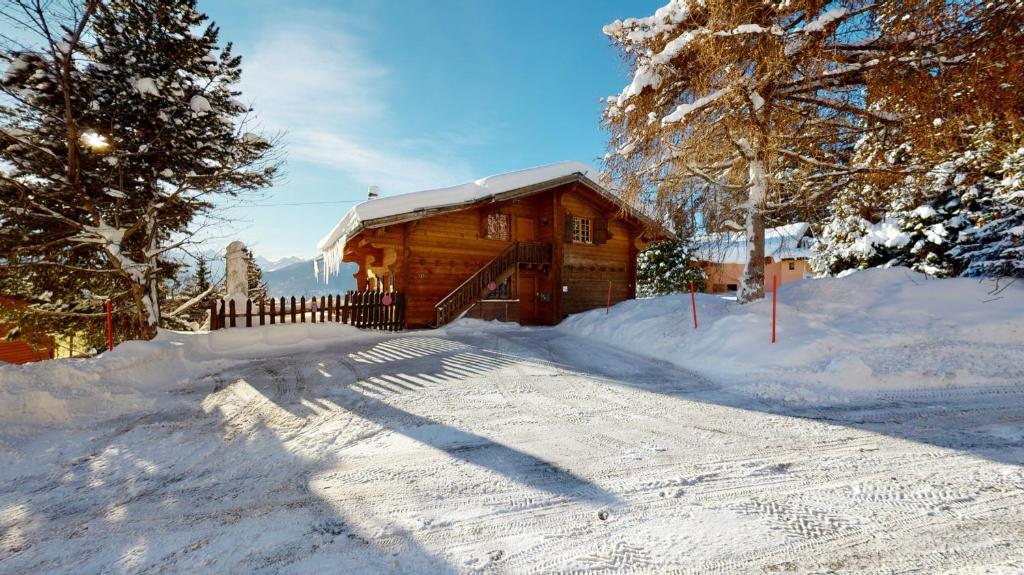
263 259 357 297
254 255 306 272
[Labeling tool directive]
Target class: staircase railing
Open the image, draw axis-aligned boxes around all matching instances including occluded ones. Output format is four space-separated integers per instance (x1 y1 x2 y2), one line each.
517 241 552 265
434 241 553 327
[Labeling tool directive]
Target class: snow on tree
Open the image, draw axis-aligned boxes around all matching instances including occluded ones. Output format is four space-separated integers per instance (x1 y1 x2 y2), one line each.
602 1 1023 299
636 238 706 297
815 127 1024 278
0 0 280 340
602 1 886 303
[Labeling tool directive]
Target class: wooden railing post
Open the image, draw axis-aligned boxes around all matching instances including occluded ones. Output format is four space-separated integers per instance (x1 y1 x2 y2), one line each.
245 299 252 327
290 296 296 323
259 299 266 326
229 299 236 328
270 298 276 324
300 296 306 323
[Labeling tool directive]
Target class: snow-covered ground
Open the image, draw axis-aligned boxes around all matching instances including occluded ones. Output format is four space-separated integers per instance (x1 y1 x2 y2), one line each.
561 267 1024 404
2 295 1024 573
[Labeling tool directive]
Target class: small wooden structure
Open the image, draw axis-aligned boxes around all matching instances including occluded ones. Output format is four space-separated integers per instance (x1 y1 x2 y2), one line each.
317 162 669 328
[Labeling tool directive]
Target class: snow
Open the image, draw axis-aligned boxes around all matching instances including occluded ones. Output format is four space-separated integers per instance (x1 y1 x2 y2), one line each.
317 161 596 282
803 8 849 33
188 94 212 113
2 307 1023 572
694 222 812 264
661 87 729 124
559 268 1024 404
0 324 368 429
133 77 160 96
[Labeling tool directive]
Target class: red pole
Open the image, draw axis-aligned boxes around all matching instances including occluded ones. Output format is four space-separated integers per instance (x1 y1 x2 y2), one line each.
105 300 114 351
690 281 698 329
606 281 612 315
771 275 778 344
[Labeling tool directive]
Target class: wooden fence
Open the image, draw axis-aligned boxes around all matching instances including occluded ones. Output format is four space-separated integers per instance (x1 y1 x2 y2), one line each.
209 291 406 332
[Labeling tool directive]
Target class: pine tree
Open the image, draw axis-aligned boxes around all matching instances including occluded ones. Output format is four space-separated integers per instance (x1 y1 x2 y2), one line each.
636 238 706 297
602 1 885 303
193 255 211 294
814 125 1024 279
603 1 1023 297
244 249 268 300
0 0 279 341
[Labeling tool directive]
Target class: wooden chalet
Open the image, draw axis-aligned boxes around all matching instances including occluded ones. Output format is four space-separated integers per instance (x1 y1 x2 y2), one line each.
0 297 55 364
317 162 668 328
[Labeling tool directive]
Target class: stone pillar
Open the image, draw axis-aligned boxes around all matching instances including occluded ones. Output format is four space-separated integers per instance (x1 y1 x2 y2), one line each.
225 241 248 303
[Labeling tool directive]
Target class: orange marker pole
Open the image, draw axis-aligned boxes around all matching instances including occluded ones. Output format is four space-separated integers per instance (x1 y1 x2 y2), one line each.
771 275 778 344
606 281 612 315
105 300 114 351
690 281 698 329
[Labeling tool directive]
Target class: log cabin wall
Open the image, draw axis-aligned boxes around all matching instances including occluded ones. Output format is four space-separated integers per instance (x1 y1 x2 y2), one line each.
340 181 641 328
560 185 637 318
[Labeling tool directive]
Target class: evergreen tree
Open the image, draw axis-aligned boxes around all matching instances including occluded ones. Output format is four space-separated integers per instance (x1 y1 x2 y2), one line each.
193 255 211 294
0 0 278 341
636 238 706 297
814 125 1024 278
244 248 268 300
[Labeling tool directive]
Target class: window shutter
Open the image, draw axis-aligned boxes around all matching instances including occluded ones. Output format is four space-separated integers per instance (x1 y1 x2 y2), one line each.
564 214 574 242
594 218 609 245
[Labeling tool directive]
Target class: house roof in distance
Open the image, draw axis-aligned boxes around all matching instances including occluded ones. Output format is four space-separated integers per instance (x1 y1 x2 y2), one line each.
694 222 814 265
317 161 667 261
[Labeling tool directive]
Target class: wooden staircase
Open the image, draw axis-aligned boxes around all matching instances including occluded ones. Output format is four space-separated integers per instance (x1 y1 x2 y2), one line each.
434 241 551 327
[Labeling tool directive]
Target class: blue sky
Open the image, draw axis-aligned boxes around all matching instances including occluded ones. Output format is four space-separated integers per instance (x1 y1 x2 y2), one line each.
202 0 664 259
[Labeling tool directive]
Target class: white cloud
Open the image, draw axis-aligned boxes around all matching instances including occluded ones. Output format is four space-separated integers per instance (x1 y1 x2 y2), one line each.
239 19 473 193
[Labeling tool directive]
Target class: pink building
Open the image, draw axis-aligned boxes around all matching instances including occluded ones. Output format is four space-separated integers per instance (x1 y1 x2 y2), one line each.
694 223 816 293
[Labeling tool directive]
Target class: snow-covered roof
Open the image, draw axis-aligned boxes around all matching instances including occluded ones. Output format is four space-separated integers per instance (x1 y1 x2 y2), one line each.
318 161 642 281
693 222 814 264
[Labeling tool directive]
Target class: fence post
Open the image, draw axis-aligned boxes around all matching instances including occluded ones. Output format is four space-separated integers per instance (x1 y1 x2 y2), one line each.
771 275 778 344
342 292 351 324
105 300 114 350
270 298 276 324
690 281 698 330
290 296 296 324
209 299 218 330
320 296 326 323
229 299 236 328
259 299 266 326
245 300 252 328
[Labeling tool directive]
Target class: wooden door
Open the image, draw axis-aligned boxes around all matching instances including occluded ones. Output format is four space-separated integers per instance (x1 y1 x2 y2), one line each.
516 217 536 242
518 272 538 325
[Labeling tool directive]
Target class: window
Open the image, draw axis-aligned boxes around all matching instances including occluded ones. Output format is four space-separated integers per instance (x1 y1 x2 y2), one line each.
485 212 511 241
788 261 796 271
726 283 738 291
572 216 592 243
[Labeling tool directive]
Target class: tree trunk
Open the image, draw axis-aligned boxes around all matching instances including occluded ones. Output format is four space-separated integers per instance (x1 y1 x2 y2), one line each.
738 206 765 303
737 138 767 303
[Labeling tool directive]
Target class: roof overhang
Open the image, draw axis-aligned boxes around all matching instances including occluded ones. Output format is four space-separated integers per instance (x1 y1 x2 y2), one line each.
341 172 672 245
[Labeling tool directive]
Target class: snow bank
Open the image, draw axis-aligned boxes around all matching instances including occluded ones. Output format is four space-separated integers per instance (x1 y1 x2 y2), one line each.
558 268 1024 404
0 324 375 431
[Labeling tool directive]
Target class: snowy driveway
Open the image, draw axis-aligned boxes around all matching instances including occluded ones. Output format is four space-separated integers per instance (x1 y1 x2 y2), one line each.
2 323 1024 573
